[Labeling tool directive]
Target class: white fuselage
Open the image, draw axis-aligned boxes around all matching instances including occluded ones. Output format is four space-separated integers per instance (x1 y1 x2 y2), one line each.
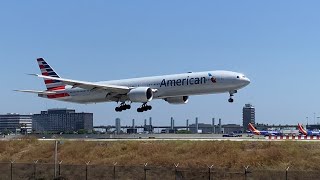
40 70 250 104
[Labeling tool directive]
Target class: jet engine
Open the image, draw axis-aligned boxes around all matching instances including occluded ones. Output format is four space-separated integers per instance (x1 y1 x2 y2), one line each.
128 87 153 102
164 96 189 104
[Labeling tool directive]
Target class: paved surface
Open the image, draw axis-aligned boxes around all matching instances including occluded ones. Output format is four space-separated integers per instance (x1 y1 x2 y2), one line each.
37 138 267 142
2 134 320 142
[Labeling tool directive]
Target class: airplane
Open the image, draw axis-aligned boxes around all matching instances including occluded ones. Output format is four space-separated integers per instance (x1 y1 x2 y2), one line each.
15 58 250 113
248 123 281 136
297 124 320 136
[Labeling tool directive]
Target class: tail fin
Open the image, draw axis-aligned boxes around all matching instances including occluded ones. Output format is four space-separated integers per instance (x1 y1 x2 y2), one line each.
298 123 308 135
248 123 260 135
37 58 65 91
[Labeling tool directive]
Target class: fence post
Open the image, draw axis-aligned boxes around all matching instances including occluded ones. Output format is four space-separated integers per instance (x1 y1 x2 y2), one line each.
85 161 90 180
54 140 58 178
174 163 179 180
33 160 38 180
59 161 63 176
286 167 290 180
207 165 213 180
144 163 148 180
10 161 14 180
244 166 249 179
113 162 117 180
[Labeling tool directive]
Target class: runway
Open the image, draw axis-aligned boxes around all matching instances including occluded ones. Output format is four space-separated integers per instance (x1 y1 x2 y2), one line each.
3 134 320 142
37 137 267 142
35 133 268 141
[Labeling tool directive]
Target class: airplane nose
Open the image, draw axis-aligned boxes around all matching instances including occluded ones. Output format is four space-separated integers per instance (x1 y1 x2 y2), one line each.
241 77 251 86
243 77 250 85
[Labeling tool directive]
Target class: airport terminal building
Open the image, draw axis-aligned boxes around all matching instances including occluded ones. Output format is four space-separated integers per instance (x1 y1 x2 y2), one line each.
32 109 93 133
0 113 32 134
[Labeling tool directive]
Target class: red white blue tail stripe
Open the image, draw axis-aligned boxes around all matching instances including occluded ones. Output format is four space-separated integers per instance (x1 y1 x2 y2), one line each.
37 58 66 91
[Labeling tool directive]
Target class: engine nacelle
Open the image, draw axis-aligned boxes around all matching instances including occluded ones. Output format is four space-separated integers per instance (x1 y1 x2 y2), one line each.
128 87 153 102
164 96 189 104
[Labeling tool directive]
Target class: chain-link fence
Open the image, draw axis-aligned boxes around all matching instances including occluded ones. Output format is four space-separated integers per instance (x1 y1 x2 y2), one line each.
0 162 319 180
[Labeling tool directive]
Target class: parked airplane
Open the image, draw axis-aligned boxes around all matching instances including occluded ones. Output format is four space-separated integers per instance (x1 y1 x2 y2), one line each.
16 58 250 112
297 124 320 136
248 123 281 136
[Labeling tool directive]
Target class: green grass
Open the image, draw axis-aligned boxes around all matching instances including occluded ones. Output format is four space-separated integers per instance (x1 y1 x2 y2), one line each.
1 138 320 170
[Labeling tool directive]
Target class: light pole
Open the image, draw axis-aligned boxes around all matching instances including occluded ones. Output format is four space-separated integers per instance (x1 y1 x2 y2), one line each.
306 117 309 126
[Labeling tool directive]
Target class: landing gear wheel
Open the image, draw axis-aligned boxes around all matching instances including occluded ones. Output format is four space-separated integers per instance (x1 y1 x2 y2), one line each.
228 90 236 103
137 103 152 112
115 107 122 112
115 103 131 112
126 105 131 110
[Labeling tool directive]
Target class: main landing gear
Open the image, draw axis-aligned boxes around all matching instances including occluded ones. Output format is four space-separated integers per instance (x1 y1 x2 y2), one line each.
137 103 152 112
115 103 131 112
228 90 237 103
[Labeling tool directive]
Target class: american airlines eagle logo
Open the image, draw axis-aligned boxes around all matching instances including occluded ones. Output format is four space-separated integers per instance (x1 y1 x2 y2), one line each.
208 73 217 83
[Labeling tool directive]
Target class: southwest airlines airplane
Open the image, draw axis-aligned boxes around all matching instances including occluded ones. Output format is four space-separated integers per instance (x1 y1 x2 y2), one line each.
298 124 320 136
16 58 250 112
248 123 281 136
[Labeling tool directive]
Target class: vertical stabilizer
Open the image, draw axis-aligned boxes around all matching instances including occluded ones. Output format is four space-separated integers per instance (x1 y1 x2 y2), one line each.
37 58 65 91
248 123 261 135
298 123 308 135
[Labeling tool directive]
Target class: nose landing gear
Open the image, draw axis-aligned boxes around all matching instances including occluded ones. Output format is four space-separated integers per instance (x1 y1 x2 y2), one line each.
228 90 237 103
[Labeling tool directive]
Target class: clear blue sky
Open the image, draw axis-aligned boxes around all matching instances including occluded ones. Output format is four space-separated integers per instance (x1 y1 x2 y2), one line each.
1 1 320 126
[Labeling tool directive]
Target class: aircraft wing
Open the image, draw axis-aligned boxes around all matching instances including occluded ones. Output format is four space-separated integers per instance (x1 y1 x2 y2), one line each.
32 74 131 94
14 90 57 95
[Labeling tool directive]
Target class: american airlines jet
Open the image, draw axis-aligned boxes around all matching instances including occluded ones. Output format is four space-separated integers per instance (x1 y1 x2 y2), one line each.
16 58 250 112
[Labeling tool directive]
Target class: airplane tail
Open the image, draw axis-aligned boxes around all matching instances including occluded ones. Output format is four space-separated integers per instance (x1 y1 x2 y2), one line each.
298 123 308 135
248 123 261 135
37 58 65 91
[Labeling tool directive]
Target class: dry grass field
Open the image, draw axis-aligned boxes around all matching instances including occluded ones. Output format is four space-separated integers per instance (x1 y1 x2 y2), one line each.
1 137 320 171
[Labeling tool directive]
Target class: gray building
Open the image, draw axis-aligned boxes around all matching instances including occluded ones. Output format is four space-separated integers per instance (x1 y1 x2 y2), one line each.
32 109 93 133
223 124 242 134
0 113 32 134
243 104 255 132
189 123 242 134
189 123 219 134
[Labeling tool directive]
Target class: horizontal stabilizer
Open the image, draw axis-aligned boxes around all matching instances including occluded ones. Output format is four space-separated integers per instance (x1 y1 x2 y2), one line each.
14 90 57 95
32 74 131 94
